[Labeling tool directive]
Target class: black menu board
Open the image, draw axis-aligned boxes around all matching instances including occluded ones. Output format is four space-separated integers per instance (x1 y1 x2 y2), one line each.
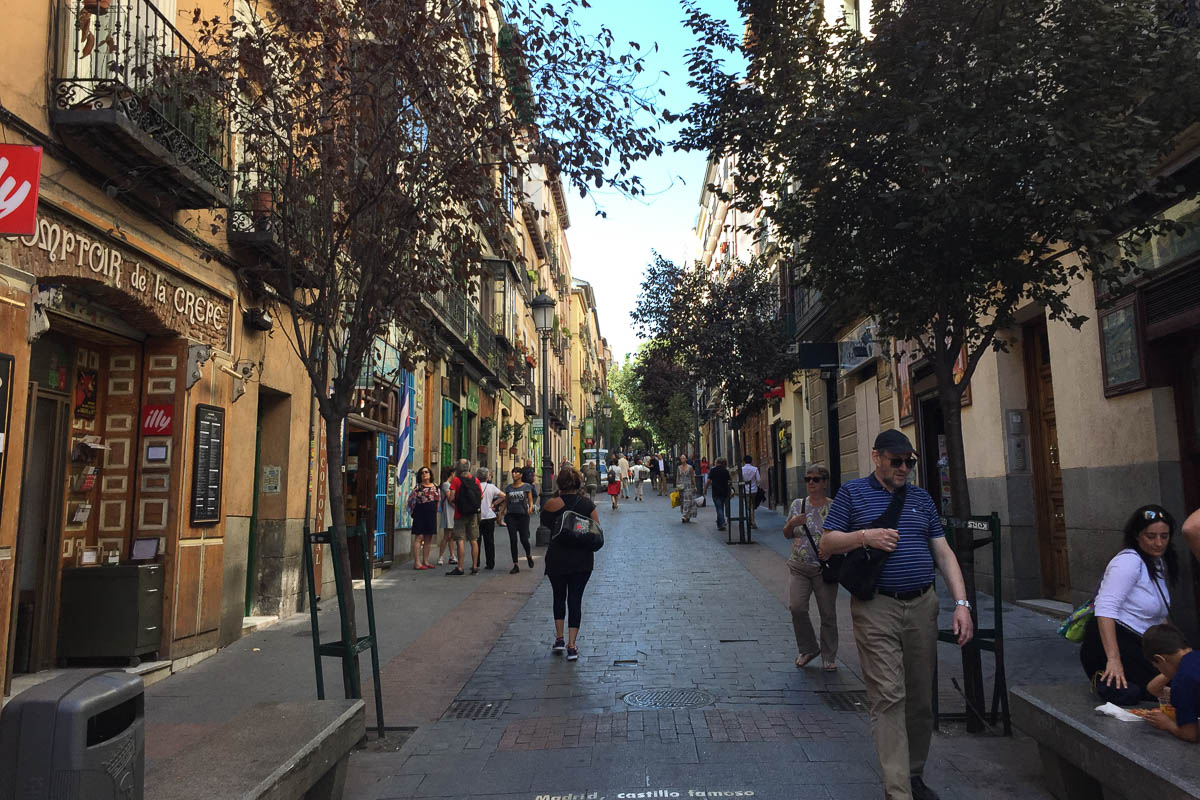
190 404 224 525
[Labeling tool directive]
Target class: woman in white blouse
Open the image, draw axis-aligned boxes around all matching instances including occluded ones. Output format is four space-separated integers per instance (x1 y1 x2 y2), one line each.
1082 505 1178 705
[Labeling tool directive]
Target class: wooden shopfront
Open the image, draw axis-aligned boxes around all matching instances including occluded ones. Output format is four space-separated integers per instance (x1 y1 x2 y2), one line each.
2 204 236 688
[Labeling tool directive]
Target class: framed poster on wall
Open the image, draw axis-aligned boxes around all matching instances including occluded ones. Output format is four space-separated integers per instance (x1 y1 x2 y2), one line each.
1098 294 1146 397
190 404 225 525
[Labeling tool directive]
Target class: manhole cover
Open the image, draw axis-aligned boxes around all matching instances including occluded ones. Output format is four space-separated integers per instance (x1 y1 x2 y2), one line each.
622 688 715 710
442 700 508 720
818 690 869 713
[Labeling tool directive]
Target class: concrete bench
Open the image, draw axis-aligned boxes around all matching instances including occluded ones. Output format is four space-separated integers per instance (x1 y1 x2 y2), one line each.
146 699 364 800
1012 685 1200 800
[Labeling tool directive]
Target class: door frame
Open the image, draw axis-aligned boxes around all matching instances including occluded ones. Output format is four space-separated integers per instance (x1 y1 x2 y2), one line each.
1023 318 1069 600
5 383 70 689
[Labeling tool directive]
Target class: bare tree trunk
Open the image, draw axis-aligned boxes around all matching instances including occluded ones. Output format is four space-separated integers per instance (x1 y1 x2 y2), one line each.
321 409 361 700
938 376 985 733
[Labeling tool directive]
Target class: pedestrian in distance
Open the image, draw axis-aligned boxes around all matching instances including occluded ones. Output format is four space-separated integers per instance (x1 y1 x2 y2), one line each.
631 459 649 501
677 454 697 523
618 452 631 499
1081 505 1177 705
406 466 440 570
605 457 621 510
522 458 538 503
783 462 838 671
648 454 662 496
541 464 600 661
818 429 974 800
583 460 599 499
477 468 504 571
500 466 536 573
706 457 731 531
446 459 482 575
436 466 457 566
740 455 762 529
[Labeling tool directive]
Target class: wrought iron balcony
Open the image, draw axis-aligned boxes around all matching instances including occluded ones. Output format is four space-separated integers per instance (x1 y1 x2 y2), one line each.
52 0 231 209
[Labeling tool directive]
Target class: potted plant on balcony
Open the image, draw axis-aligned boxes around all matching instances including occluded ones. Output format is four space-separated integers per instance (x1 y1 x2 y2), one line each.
478 416 495 455
499 421 514 450
510 421 524 456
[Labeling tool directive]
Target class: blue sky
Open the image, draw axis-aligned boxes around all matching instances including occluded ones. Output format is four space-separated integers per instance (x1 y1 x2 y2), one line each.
564 0 743 364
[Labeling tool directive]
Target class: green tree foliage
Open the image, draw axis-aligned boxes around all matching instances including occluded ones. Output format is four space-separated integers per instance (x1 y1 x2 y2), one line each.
631 254 798 426
676 0 1200 729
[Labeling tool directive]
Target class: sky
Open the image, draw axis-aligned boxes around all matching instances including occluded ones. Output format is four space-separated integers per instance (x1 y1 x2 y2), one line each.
563 0 744 365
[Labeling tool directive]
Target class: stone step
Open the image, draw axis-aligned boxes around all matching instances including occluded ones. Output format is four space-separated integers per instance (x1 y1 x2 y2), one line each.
1015 598 1074 619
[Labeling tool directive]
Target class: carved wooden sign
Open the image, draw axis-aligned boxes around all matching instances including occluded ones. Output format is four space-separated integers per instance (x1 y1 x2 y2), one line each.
4 207 233 350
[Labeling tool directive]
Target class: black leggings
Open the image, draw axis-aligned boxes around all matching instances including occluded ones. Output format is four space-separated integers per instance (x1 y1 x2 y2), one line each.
506 514 532 562
1080 616 1158 704
550 571 591 629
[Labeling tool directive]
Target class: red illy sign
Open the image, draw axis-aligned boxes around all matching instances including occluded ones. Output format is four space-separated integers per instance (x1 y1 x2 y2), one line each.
0 145 43 236
141 405 174 436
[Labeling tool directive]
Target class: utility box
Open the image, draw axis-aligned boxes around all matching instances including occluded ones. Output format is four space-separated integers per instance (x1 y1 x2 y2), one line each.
0 669 144 800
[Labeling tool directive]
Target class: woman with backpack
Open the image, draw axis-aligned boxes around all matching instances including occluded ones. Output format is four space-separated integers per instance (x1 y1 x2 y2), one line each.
542 465 600 661
605 457 621 510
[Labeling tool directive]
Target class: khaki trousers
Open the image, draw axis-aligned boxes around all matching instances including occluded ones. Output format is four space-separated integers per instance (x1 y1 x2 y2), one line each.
787 567 839 661
850 588 938 800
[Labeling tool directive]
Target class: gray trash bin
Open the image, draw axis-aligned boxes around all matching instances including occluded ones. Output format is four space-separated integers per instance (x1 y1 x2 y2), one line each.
0 669 144 800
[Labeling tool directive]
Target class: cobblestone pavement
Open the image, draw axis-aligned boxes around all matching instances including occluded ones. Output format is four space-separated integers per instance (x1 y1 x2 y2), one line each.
347 491 1077 800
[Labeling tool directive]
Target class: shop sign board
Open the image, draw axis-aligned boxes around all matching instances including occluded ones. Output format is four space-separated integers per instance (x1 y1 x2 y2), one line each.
531 418 544 437
4 207 233 350
0 145 43 236
141 405 174 435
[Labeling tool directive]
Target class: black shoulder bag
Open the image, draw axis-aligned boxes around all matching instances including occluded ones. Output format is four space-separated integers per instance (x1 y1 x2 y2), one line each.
800 499 843 585
837 485 907 601
552 495 605 552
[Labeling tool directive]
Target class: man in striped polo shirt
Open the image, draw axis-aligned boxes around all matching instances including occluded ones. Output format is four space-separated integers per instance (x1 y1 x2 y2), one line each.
819 429 974 800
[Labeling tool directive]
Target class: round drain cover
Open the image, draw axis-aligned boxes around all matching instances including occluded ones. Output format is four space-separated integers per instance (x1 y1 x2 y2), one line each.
622 688 715 710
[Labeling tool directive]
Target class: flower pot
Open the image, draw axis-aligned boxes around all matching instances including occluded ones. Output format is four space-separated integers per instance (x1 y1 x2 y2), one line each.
498 441 509 450
509 447 518 456
477 445 488 455
250 190 274 220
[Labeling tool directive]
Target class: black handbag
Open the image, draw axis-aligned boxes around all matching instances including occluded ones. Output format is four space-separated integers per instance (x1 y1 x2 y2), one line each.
552 495 605 552
800 498 843 585
837 485 907 600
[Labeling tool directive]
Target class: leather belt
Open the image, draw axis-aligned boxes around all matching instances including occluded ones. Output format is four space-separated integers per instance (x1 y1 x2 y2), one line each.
876 583 933 601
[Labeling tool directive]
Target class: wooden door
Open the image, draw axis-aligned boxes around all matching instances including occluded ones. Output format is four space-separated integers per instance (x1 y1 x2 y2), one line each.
1024 319 1070 600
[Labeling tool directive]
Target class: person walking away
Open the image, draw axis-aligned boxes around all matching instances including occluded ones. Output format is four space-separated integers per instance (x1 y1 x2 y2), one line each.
477 468 504 571
648 455 662 496
605 458 621 510
583 461 599 499
436 466 457 566
500 467 536 572
541 465 600 661
446 459 482 575
406 466 440 570
618 453 631 499
818 430 974 800
706 457 732 531
677 454 697 523
1080 505 1177 705
783 463 838 670
741 455 762 529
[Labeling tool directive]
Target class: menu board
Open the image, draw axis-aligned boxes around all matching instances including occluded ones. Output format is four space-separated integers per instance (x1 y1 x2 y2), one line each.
190 404 224 525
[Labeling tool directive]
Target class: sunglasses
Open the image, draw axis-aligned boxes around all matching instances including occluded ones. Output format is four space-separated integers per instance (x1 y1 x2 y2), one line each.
888 456 918 469
1143 509 1166 521
804 476 825 483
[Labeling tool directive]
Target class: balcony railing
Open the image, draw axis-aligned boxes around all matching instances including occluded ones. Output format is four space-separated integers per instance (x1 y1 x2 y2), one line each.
53 0 231 208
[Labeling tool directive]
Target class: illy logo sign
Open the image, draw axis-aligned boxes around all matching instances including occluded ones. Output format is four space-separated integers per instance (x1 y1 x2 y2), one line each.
0 145 42 236
141 405 174 436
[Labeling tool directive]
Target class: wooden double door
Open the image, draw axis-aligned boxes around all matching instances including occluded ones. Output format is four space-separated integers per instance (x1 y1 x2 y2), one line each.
1024 319 1071 601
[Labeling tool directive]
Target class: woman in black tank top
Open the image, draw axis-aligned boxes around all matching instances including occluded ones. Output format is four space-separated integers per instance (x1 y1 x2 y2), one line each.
541 465 600 661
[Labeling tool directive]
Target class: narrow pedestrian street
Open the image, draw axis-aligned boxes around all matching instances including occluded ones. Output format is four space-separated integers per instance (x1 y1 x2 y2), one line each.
296 491 1080 800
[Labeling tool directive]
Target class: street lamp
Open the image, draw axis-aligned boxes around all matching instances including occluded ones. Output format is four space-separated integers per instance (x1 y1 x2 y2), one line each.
531 290 555 545
591 388 601 464
602 401 612 465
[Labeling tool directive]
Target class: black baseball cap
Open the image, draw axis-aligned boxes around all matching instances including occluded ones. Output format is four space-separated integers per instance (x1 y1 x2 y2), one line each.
873 429 917 455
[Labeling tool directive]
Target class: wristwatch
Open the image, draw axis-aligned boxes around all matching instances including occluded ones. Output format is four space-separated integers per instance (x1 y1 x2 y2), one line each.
955 599 972 610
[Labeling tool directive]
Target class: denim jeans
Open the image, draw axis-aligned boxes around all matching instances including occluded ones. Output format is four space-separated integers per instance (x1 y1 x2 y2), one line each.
712 494 729 527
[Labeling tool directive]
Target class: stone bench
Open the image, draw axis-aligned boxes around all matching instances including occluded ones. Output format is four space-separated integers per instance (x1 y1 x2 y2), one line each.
146 699 364 800
1012 685 1200 800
